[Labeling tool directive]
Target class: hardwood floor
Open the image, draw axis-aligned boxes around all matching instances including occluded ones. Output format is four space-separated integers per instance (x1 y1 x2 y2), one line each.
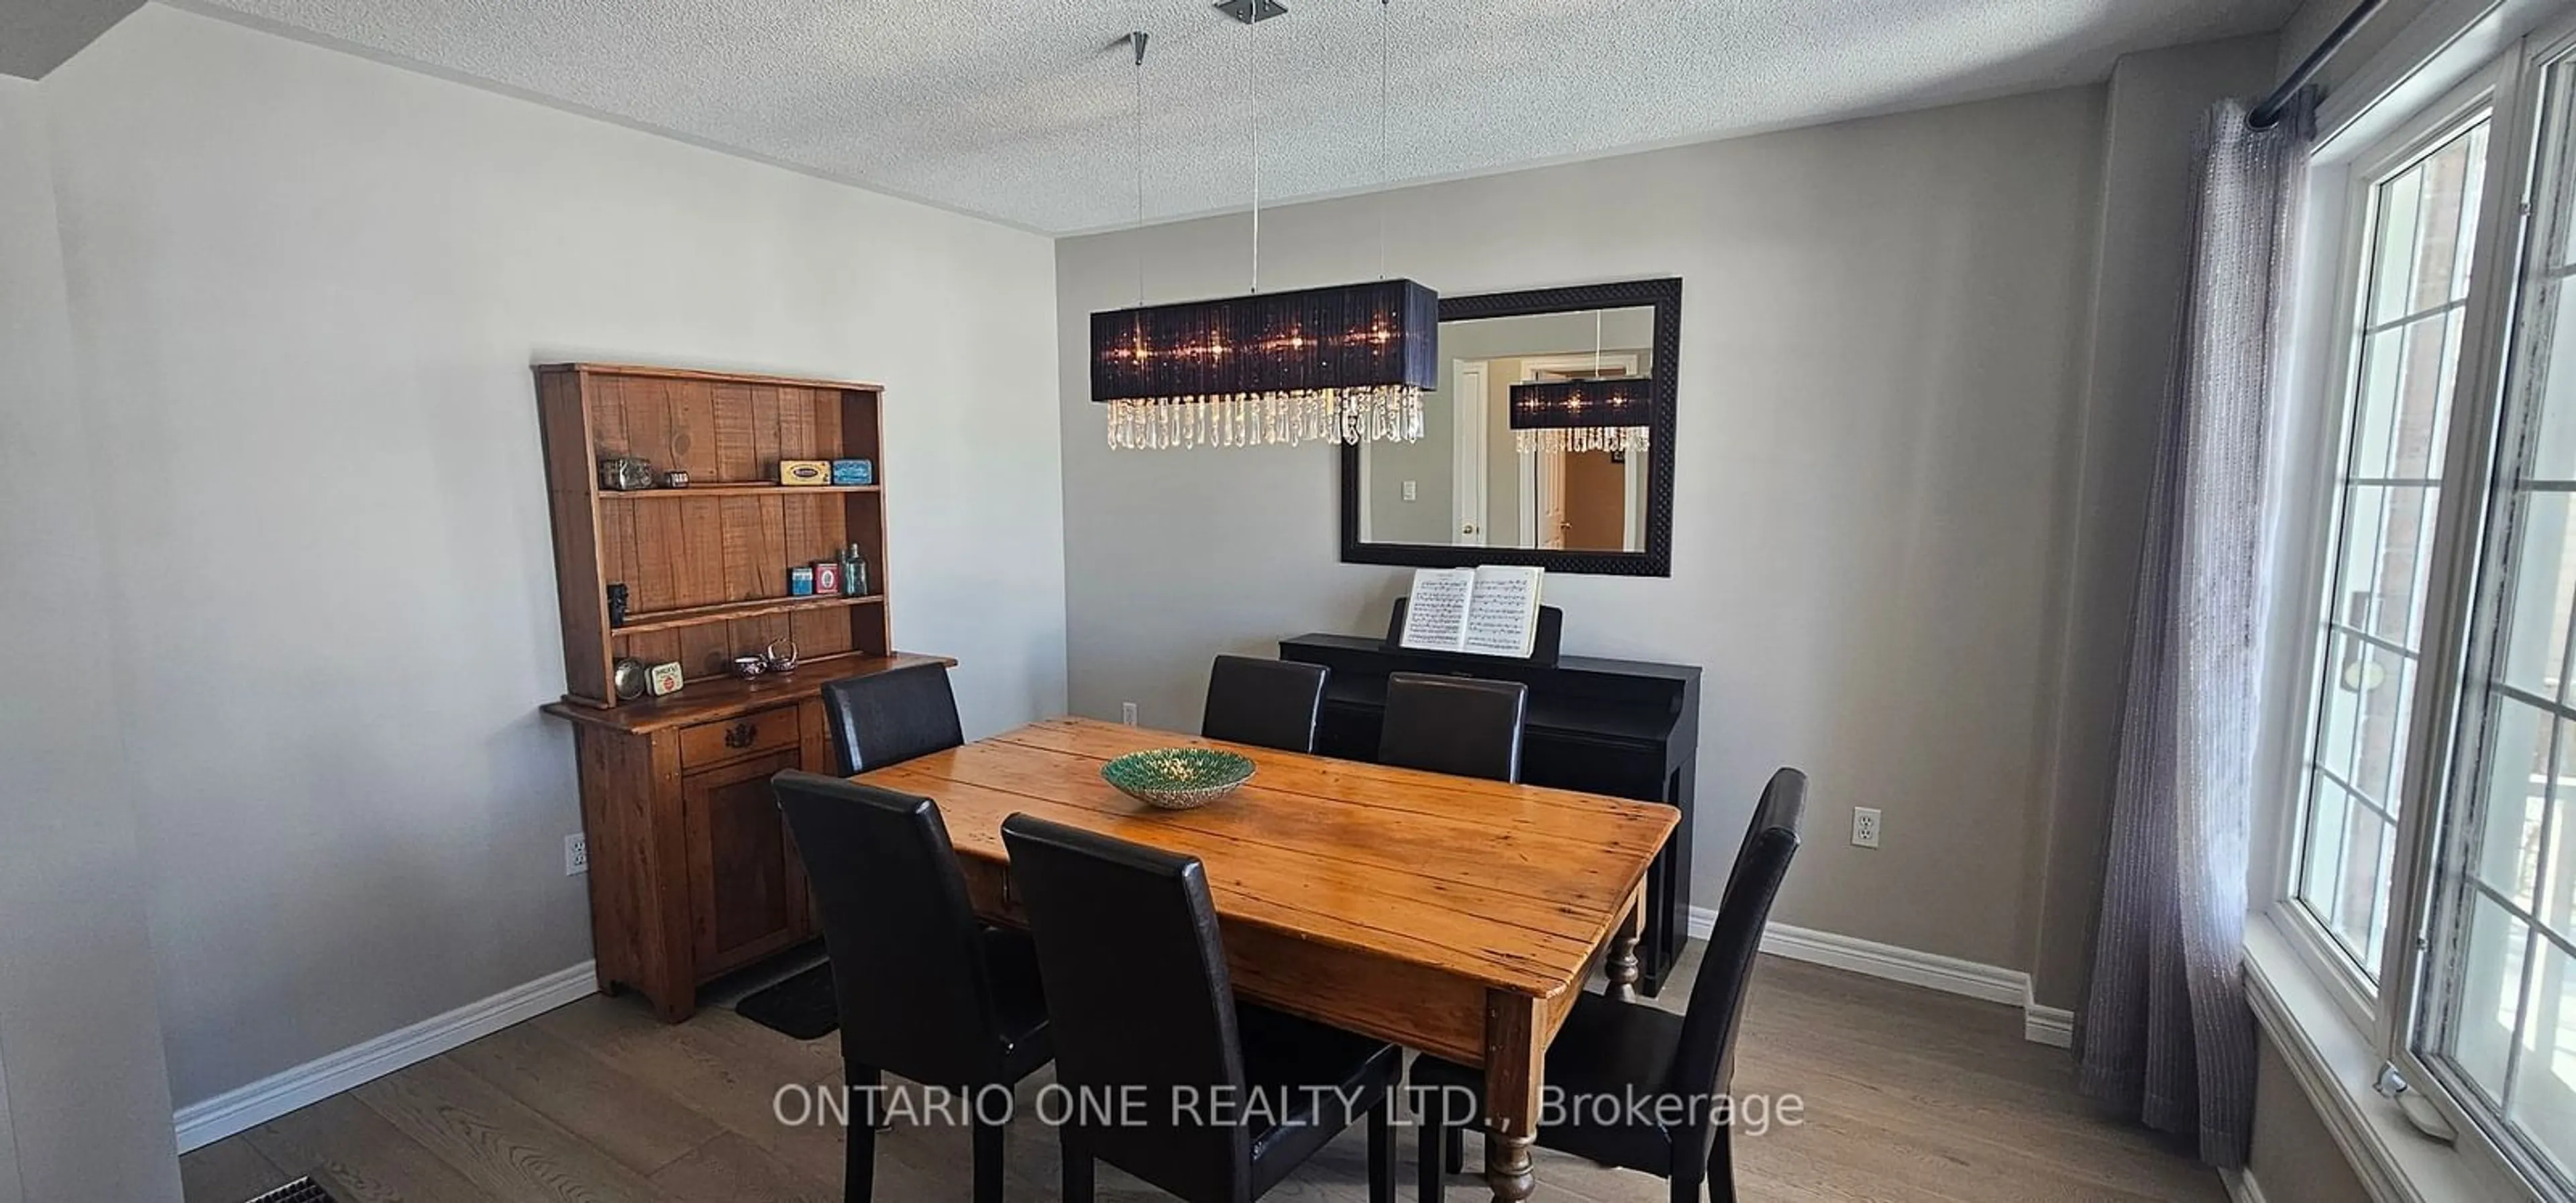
180 951 2223 1203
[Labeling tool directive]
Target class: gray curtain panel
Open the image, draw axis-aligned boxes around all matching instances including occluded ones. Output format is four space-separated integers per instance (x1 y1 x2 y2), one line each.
2076 95 2313 1169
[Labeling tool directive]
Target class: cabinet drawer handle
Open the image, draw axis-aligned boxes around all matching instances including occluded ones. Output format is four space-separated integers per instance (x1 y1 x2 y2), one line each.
723 721 757 749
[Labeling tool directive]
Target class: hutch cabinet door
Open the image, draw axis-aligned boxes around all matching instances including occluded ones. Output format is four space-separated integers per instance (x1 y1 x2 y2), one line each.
681 749 807 976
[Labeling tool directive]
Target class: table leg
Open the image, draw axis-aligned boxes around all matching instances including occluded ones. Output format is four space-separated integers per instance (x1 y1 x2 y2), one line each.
1484 990 1540 1202
1605 880 1648 1004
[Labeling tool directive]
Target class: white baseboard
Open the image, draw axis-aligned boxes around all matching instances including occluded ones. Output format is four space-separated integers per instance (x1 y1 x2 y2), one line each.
2220 1166 2269 1203
172 961 596 1153
176 921 2068 1153
1699 910 2070 1048
2023 1003 2076 1049
1701 910 2027 1004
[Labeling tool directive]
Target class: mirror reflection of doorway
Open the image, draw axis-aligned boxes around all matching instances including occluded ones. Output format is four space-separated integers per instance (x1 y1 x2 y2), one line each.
1452 360 1489 546
1517 355 1639 551
1561 449 1627 549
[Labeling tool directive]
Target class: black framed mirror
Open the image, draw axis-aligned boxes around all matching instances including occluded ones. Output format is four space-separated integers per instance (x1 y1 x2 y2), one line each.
1340 277 1680 576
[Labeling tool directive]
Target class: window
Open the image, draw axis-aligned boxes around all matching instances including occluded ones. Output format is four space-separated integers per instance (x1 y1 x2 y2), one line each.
2420 52 2576 1192
2296 113 2492 981
2272 22 2576 1201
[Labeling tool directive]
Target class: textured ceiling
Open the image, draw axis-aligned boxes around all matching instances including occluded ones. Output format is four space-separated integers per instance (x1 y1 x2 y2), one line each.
189 0 2298 233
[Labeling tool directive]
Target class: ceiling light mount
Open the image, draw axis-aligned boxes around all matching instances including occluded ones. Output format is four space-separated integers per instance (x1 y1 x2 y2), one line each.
1214 0 1287 25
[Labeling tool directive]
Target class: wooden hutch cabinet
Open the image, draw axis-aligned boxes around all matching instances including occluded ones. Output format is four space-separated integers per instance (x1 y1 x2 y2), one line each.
534 362 941 1021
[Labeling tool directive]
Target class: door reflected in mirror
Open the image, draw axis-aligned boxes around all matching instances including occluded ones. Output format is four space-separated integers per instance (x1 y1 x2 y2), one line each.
1358 306 1654 553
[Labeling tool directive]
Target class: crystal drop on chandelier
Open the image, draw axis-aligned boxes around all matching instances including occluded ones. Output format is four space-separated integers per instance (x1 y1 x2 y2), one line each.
1104 386 1425 450
1513 425 1650 456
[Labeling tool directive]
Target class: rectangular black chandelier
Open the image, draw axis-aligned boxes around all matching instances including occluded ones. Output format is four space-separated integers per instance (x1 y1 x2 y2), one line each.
1090 278 1438 448
1509 377 1656 454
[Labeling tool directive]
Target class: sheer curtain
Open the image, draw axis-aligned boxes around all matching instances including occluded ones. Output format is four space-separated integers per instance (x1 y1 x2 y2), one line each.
2076 95 2314 1168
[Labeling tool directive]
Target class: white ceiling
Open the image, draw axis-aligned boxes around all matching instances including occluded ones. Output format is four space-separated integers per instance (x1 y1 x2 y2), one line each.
189 0 2299 234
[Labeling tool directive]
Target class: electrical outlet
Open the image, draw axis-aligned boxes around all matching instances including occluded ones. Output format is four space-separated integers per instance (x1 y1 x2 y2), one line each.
1402 480 1419 502
1851 807 1882 850
1120 702 1139 726
564 833 589 876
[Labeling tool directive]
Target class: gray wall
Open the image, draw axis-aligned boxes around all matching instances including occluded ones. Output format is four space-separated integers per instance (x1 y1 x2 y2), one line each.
0 75 184 1203
2030 35 2282 1012
2251 1033 2375 1203
0 1055 17 1203
28 4 1069 1112
1059 87 2106 972
0 0 140 79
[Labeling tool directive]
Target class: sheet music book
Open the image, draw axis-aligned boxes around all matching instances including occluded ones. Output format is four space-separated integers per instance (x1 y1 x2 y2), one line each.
1399 565 1546 658
1399 568 1474 651
1462 566 1545 657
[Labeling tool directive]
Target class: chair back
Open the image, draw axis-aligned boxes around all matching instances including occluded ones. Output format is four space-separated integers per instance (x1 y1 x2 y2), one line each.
1000 814 1250 1202
1664 768 1805 1105
771 771 1008 1084
1377 672 1527 783
822 662 965 775
1200 655 1329 753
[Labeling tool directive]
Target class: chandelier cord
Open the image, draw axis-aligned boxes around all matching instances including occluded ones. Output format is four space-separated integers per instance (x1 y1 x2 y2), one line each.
1377 0 1389 280
1246 5 1260 295
1134 29 1147 309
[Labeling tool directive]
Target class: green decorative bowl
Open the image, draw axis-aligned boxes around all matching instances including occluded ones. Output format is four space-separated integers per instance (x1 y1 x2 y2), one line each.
1102 747 1256 810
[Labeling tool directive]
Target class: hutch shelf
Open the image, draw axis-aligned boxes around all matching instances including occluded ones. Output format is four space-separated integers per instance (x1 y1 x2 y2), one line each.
534 362 941 1021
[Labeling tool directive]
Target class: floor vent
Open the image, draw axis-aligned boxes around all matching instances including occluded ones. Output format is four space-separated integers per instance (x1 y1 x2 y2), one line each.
244 1178 338 1203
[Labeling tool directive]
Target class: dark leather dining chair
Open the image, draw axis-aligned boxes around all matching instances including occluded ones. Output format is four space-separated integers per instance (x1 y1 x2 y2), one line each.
1411 768 1807 1203
821 662 965 776
998 813 1401 1203
1376 672 1528 783
1201 655 1330 753
771 771 1053 1203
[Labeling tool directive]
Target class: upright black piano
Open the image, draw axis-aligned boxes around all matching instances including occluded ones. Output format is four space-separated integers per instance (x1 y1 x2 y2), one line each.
1278 632 1702 995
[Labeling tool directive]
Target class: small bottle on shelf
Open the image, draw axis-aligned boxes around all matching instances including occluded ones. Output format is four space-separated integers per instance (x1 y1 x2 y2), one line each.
843 542 869 597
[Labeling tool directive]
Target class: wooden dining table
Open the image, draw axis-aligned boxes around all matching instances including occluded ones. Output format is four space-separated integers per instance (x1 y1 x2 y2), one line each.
853 716 1678 1202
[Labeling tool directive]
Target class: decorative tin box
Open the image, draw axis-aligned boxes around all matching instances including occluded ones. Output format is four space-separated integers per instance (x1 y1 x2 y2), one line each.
789 566 816 596
777 459 830 486
599 456 655 491
830 458 874 486
645 661 684 697
812 561 842 594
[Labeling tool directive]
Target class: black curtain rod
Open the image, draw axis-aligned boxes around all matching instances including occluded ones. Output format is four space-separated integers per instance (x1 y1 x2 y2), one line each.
2251 0 2386 129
